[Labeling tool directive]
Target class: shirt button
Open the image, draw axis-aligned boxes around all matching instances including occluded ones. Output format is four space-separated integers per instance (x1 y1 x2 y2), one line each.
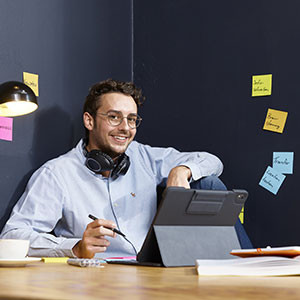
114 203 118 207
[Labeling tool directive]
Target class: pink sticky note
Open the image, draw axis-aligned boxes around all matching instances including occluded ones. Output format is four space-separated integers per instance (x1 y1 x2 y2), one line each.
0 117 13 141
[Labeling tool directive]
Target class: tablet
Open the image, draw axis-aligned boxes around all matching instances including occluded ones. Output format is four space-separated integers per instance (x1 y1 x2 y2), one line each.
108 187 248 267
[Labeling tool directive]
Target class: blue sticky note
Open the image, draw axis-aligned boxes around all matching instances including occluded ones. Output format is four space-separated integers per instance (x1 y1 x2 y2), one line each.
259 166 286 195
273 152 294 174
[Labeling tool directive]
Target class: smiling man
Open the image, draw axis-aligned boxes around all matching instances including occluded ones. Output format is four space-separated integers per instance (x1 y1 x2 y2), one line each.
84 93 137 161
0 79 225 258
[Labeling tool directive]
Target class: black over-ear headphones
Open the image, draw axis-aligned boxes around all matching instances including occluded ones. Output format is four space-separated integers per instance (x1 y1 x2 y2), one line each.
83 143 130 177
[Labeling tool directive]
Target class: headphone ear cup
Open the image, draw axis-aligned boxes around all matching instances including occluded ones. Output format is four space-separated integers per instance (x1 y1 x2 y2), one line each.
85 150 114 173
112 154 130 177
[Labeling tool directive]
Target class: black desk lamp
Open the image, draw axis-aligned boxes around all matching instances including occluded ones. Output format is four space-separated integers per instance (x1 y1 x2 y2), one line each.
0 81 38 117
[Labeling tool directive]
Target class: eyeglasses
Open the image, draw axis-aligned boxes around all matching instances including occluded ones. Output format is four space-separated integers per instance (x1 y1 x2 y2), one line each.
97 111 142 129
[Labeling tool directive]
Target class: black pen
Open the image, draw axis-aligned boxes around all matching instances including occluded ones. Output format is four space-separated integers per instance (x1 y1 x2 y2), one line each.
88 214 126 237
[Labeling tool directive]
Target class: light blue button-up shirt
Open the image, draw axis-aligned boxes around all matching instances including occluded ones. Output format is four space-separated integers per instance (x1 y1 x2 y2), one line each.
0 139 223 258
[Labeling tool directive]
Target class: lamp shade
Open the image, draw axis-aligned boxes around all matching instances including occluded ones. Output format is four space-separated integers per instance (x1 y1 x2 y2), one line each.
0 81 38 117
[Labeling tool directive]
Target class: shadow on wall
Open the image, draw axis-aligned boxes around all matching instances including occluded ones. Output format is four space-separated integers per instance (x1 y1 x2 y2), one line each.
30 106 74 168
0 171 35 233
0 107 74 232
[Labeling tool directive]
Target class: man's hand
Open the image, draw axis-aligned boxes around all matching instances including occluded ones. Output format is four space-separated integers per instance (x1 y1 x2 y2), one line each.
72 218 116 258
166 166 192 189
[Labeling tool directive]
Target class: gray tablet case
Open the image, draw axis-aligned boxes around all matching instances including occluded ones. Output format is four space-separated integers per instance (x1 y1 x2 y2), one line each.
137 187 248 267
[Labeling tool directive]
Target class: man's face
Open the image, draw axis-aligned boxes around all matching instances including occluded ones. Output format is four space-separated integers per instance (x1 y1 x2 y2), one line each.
85 92 138 158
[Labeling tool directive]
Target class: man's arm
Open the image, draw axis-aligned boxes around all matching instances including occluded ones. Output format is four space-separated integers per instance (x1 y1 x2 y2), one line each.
135 142 223 185
166 165 192 188
0 166 77 257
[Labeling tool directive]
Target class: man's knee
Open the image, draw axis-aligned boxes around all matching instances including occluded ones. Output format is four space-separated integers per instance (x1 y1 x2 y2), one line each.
190 176 227 190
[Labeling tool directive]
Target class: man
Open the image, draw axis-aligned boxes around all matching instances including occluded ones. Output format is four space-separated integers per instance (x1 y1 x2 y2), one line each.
1 79 224 258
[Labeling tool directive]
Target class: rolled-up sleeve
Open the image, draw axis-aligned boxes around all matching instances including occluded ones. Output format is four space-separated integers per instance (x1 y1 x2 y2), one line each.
136 143 223 184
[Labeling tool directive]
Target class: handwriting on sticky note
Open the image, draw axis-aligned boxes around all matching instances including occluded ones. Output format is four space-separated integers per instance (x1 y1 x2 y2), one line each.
273 152 294 174
252 74 272 97
263 108 288 134
23 72 39 96
0 116 13 141
259 166 286 195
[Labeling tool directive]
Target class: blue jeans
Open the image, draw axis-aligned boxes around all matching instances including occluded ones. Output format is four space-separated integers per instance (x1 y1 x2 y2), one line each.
190 176 253 249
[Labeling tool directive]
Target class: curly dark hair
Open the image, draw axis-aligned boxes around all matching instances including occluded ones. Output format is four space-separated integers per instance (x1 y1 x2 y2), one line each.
83 78 145 117
83 78 145 138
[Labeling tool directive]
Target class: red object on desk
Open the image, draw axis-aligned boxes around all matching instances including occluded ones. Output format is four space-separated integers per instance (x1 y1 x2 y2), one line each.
105 256 136 260
231 246 300 258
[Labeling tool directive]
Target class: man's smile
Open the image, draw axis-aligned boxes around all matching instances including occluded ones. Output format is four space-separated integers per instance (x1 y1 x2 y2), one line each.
111 135 130 143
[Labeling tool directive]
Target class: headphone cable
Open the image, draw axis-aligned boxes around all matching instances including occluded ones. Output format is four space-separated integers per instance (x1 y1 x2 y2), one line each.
122 235 138 257
106 178 138 257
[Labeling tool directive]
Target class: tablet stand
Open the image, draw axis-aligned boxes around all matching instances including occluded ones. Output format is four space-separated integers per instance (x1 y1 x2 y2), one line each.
137 225 241 267
137 188 247 267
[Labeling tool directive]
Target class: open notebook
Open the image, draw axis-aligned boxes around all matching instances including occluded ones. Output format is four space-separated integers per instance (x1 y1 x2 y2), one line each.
196 255 300 276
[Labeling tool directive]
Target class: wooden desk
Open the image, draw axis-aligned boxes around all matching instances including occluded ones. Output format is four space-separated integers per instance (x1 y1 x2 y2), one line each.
1 262 300 299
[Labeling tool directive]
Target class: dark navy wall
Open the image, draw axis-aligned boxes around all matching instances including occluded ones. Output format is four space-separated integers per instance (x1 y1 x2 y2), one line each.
133 0 300 247
0 0 132 229
2 0 300 249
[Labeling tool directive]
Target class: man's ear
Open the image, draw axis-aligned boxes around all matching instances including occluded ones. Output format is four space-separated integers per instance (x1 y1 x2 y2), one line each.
83 112 94 131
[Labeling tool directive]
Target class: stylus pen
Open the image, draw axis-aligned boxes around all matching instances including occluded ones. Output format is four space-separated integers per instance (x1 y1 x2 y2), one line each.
88 214 126 237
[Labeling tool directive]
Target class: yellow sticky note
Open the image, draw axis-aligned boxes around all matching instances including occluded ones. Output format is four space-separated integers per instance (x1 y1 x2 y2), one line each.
263 108 288 134
23 72 39 96
42 257 69 263
252 74 272 97
239 212 244 224
239 207 244 224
